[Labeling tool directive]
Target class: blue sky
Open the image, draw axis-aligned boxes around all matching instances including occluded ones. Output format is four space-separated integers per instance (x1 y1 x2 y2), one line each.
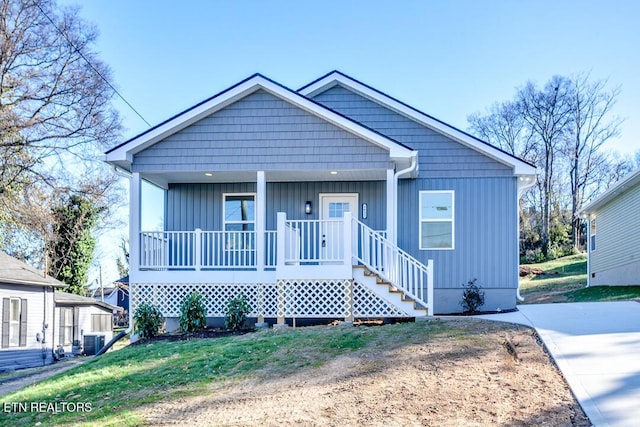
67 0 640 284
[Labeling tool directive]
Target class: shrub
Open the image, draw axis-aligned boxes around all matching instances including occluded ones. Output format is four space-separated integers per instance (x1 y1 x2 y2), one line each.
133 303 164 338
225 294 253 331
179 292 207 333
460 278 485 314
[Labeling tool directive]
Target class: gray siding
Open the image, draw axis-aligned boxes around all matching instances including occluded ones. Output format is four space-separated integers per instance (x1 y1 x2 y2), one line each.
166 181 386 232
590 182 640 281
312 85 513 178
397 177 519 293
133 90 392 173
0 284 54 371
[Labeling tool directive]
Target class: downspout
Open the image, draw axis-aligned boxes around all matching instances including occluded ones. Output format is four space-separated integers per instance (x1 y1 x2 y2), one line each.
516 176 537 301
392 152 418 244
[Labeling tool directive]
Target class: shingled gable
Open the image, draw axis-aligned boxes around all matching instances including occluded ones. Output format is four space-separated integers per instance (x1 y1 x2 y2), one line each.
298 71 537 178
105 73 415 173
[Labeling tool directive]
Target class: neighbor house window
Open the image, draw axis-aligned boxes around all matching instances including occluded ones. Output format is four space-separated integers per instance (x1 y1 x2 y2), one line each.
2 298 26 348
419 191 455 250
223 194 256 250
92 314 112 332
590 218 596 252
62 308 73 345
9 298 21 347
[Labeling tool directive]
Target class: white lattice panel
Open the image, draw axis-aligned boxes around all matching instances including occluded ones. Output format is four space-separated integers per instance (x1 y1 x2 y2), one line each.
353 281 408 317
279 280 350 318
131 283 278 318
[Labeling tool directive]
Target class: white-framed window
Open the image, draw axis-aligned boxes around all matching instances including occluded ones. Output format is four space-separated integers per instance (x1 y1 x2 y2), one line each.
419 190 455 250
92 314 112 332
223 193 256 250
9 298 20 347
62 308 73 345
590 218 596 252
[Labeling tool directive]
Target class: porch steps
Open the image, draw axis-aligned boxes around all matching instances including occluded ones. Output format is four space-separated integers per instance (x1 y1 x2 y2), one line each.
352 266 428 317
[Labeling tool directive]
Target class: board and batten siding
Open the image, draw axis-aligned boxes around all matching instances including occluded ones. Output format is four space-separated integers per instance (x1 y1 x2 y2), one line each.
590 182 640 283
312 85 513 178
0 284 55 371
165 181 386 232
397 176 519 313
133 89 392 173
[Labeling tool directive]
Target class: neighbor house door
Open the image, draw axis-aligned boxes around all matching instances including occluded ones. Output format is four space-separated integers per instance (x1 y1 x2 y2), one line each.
319 193 358 262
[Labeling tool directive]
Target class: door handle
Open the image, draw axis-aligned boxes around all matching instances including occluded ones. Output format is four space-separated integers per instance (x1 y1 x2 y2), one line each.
322 234 326 247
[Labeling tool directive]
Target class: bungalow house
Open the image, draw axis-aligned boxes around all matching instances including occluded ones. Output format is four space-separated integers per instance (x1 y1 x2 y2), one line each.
578 168 640 286
0 252 66 371
105 71 536 331
54 291 120 355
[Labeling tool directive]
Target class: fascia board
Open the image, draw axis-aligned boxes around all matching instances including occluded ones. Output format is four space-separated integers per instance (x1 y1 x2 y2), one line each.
300 72 537 176
106 75 414 166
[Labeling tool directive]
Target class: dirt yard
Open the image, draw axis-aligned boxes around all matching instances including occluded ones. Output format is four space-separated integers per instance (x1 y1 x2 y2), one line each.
136 319 590 426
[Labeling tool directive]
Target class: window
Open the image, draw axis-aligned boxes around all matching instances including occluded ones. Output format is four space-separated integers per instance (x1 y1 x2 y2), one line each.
2 298 26 348
590 218 596 252
223 194 255 250
9 298 20 347
419 191 455 250
62 308 73 345
92 314 112 332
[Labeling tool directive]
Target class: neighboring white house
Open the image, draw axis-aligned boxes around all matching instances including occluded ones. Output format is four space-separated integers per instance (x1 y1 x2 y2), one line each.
0 252 66 371
579 168 640 286
54 291 121 355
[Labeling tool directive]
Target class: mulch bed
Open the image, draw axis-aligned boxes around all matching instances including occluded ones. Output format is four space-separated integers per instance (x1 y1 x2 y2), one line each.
131 329 255 346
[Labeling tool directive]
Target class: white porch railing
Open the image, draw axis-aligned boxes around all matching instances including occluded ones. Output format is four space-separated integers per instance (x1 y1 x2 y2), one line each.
282 219 344 264
352 218 433 313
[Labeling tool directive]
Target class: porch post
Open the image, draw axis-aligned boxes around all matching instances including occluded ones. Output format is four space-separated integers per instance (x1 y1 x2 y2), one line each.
343 212 353 266
256 171 266 272
129 172 141 336
386 169 395 244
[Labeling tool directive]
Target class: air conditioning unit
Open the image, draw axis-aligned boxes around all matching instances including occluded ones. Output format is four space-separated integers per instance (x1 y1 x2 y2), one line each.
83 335 105 356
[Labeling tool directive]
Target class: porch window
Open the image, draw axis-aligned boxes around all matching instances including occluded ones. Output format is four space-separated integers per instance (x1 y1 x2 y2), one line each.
92 314 112 332
419 191 454 250
224 194 255 250
590 218 596 252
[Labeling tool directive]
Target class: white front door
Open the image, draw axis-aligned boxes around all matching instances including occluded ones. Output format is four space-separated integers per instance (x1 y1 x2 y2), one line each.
319 193 358 262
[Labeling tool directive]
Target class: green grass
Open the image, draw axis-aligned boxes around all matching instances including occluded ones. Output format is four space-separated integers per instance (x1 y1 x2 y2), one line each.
0 322 459 426
520 254 640 303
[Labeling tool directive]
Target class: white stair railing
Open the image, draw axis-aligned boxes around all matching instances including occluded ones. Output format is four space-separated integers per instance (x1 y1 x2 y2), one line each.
353 218 433 314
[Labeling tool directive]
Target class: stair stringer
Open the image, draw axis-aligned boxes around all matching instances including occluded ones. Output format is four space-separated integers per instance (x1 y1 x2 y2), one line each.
352 267 427 318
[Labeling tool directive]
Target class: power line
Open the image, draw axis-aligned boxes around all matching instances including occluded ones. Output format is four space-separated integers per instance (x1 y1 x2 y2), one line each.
34 1 152 128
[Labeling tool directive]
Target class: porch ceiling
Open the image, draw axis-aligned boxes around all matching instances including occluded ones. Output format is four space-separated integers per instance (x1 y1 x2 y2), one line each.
142 169 389 188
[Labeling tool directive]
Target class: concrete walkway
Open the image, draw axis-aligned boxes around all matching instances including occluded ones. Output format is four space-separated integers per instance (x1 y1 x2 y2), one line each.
477 302 640 427
0 357 88 397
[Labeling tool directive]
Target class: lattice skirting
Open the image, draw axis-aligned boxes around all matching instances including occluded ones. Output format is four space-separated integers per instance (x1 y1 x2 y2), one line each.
131 280 412 319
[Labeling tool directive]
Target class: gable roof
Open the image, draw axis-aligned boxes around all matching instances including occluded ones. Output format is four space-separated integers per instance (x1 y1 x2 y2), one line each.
298 71 537 177
0 251 67 288
106 73 415 172
55 290 122 312
578 168 640 216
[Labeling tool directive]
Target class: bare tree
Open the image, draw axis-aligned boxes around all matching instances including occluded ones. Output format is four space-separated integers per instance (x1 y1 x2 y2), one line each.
0 0 121 263
563 73 623 249
518 76 573 258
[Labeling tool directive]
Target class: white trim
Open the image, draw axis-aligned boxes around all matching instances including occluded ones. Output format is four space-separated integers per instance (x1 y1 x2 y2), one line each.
386 169 395 244
256 172 266 272
223 193 257 231
299 72 537 176
419 190 455 251
106 74 414 168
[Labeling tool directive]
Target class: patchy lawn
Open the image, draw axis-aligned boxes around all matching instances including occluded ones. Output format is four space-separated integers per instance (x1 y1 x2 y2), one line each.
1 320 588 426
520 254 640 303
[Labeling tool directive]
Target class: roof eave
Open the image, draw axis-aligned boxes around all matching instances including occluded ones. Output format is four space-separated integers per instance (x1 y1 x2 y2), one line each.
578 168 640 216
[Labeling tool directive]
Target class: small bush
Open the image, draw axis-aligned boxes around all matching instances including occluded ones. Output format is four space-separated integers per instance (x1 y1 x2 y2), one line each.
225 294 253 331
460 278 485 314
133 303 164 338
179 292 207 333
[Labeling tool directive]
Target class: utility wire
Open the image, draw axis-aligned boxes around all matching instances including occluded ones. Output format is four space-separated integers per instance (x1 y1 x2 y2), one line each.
34 1 152 127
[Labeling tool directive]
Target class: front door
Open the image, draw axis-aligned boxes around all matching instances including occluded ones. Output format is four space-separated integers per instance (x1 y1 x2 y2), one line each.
319 194 358 262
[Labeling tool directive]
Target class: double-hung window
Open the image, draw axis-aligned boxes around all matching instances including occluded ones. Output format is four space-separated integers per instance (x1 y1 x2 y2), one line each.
590 218 596 252
62 308 73 346
223 194 256 253
9 298 20 347
419 191 455 250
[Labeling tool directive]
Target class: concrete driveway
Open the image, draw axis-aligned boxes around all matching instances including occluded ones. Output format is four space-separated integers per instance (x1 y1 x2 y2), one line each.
478 301 640 427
